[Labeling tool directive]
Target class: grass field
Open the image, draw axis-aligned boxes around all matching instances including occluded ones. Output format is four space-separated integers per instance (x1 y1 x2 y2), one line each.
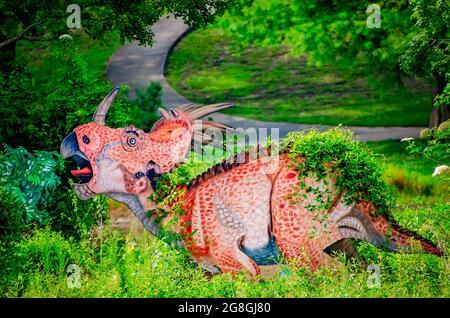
167 28 431 127
16 32 122 80
366 140 448 204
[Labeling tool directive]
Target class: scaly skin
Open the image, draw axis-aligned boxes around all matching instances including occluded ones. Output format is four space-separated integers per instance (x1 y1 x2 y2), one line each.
60 88 443 276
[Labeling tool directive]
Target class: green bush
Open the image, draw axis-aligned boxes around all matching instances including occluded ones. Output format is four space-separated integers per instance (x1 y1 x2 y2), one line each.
0 42 145 239
0 45 134 152
45 182 109 239
280 127 396 215
0 144 107 240
128 81 162 131
0 187 27 242
0 145 62 225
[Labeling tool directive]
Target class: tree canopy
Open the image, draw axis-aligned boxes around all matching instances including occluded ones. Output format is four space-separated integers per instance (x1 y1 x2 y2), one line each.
0 0 236 65
220 0 450 126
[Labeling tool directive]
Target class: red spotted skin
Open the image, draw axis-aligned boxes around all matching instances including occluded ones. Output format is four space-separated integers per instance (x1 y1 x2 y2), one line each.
178 157 275 276
64 106 443 277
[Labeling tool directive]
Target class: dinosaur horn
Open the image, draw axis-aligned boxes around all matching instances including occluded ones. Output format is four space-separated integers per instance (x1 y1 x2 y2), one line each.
93 87 120 125
200 120 235 132
170 108 179 118
175 103 199 113
158 108 171 120
176 103 235 119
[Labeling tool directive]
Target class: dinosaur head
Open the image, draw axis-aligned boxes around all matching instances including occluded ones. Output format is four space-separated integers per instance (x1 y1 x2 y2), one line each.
60 87 234 203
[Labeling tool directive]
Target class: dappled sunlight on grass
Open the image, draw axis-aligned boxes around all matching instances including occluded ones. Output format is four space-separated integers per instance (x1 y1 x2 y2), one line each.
167 27 430 127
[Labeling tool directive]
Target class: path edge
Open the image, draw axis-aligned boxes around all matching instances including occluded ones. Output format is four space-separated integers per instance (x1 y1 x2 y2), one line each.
163 26 194 76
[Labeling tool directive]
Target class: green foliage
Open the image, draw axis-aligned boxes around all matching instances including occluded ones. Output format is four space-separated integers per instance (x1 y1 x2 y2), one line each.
405 122 450 163
0 0 238 68
404 120 450 183
399 0 450 124
0 46 134 151
400 0 450 83
0 145 63 225
45 182 109 240
0 144 107 240
434 82 450 110
1 226 448 297
0 41 129 239
0 187 27 242
220 0 411 76
280 127 395 215
128 81 163 131
167 27 431 127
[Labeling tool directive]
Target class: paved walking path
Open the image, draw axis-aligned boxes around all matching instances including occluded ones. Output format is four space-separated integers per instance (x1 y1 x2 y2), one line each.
106 15 425 141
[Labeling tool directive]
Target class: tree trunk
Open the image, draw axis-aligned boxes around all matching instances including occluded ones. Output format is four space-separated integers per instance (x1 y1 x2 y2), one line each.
429 79 450 128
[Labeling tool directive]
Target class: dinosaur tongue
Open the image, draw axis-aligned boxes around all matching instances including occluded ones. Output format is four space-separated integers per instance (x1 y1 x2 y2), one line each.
71 166 93 177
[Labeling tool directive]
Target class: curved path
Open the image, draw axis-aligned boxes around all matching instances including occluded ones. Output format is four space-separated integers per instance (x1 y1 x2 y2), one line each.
107 15 425 141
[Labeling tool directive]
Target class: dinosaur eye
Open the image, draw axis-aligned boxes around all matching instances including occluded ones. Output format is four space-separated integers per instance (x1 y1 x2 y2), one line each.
82 135 90 144
121 125 145 151
128 137 137 146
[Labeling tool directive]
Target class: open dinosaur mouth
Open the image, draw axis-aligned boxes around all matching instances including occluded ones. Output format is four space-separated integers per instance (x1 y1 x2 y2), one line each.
70 153 93 184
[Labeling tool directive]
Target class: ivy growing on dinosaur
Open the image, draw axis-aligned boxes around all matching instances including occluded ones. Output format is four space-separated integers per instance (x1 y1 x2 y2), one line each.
60 88 444 276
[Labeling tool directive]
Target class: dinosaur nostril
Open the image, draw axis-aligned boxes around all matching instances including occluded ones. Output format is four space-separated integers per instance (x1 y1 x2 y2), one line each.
135 171 145 179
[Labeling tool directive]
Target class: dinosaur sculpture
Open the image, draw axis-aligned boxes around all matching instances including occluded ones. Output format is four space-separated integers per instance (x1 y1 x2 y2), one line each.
60 88 443 276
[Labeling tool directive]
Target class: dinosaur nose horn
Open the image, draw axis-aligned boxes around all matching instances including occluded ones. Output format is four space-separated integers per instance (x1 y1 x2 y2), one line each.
60 131 79 159
93 87 120 125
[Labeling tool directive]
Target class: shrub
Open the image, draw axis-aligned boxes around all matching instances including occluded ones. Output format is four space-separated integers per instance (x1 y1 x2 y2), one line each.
0 187 27 242
0 43 147 239
129 81 162 131
280 127 396 215
0 144 109 240
0 145 62 225
0 48 134 152
404 122 450 183
45 182 109 240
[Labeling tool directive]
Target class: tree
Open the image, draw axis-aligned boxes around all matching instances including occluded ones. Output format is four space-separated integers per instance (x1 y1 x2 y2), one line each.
400 0 450 127
0 0 236 68
220 0 450 126
221 0 411 75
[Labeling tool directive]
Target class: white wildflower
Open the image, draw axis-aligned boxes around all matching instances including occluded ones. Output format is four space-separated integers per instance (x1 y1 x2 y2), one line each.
400 137 414 142
432 165 450 177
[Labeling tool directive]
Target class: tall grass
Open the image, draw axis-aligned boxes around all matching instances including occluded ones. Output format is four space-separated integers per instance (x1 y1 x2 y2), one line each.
1 223 448 298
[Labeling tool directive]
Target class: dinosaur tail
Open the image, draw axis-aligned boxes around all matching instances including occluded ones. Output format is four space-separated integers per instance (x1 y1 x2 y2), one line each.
376 215 444 256
343 202 444 257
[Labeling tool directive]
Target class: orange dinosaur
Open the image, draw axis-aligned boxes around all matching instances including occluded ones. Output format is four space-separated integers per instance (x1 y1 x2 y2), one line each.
60 88 443 276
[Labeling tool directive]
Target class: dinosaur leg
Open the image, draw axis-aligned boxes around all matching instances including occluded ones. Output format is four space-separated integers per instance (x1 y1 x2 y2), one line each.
210 238 261 276
271 163 340 270
275 238 334 270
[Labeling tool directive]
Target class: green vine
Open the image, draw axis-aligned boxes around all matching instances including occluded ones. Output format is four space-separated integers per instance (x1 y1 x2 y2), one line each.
279 127 396 216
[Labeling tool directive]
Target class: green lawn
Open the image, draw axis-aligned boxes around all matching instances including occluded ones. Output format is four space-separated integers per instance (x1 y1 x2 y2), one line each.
16 32 121 80
365 140 449 204
167 28 431 127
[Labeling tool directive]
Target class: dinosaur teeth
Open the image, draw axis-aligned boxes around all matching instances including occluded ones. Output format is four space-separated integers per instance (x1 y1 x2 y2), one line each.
72 183 95 200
